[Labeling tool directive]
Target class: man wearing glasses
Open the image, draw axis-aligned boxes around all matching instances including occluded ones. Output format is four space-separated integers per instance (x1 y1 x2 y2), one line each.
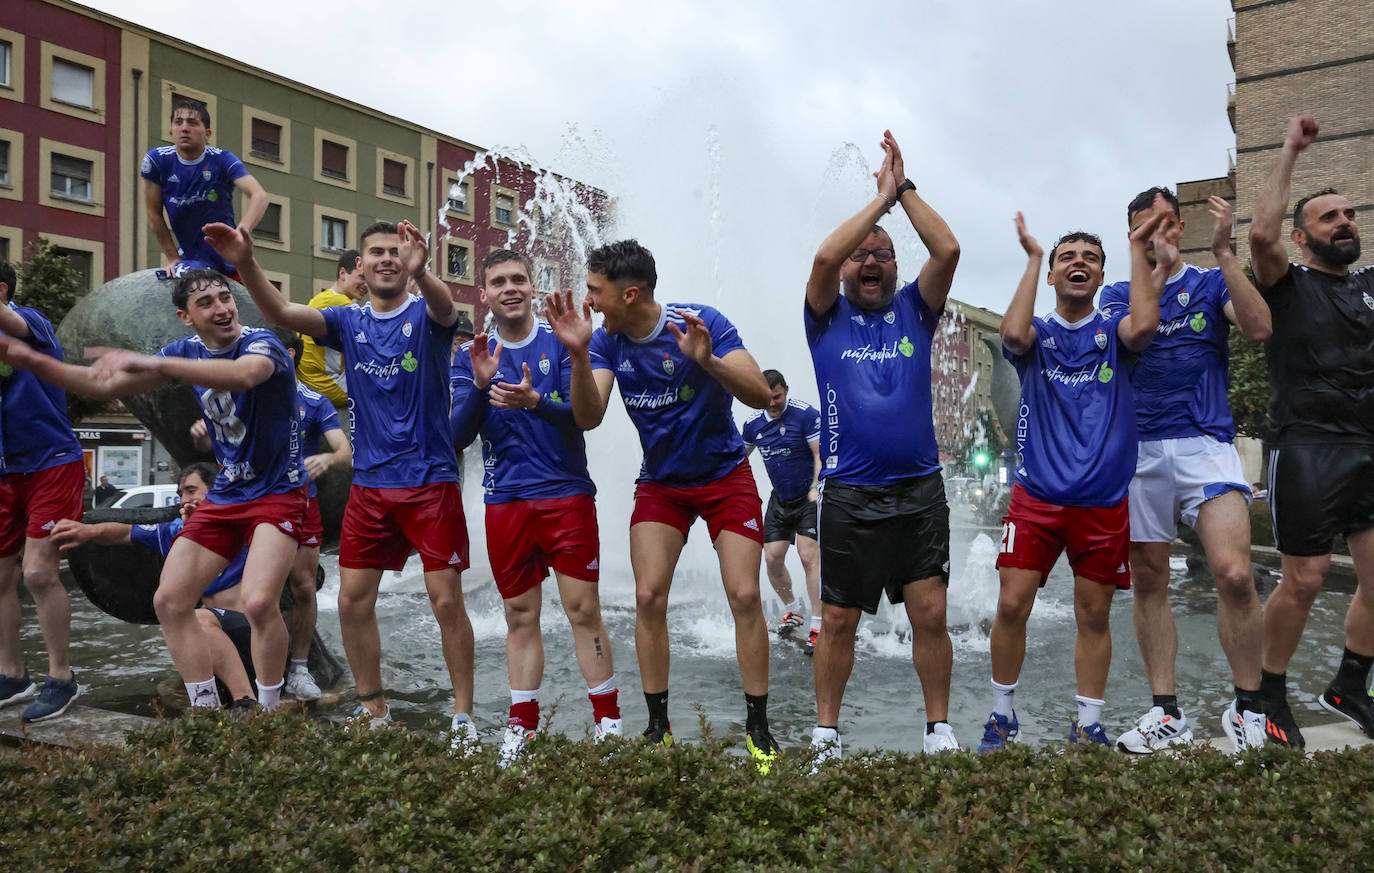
804 130 962 763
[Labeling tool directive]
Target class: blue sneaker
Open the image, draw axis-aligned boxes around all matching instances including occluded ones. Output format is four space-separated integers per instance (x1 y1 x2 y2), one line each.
21 675 80 723
0 672 38 708
978 711 1018 752
1069 720 1110 746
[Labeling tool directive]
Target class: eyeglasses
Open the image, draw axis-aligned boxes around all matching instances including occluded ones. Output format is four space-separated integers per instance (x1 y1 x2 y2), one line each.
848 247 895 263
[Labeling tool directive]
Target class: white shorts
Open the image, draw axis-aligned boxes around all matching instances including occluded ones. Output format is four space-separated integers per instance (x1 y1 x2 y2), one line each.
1128 435 1251 542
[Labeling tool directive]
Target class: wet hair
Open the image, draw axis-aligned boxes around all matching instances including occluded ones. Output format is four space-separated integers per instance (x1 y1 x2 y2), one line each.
335 249 360 276
285 332 304 362
170 97 210 128
763 369 787 390
358 221 398 250
178 462 217 490
586 239 657 295
0 260 15 301
1126 186 1180 224
481 248 533 286
172 268 232 310
1293 188 1340 232
1047 231 1106 269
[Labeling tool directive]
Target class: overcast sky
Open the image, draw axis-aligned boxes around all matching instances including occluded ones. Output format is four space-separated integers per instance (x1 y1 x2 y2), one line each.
91 0 1239 376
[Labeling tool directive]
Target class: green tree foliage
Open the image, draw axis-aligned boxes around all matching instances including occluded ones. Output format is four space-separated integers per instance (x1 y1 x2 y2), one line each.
1228 331 1269 440
13 236 100 423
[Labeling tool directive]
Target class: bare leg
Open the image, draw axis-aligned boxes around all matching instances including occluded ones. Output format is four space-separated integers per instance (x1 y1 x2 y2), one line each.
814 603 861 725
555 573 614 688
902 576 952 722
990 567 1042 685
762 540 795 606
716 530 768 696
797 535 821 618
1074 577 1116 700
1262 553 1329 675
1194 491 1263 689
337 566 386 715
287 545 320 661
0 558 22 676
424 566 474 716
1342 528 1374 657
1129 541 1175 696
154 539 231 683
503 584 544 692
237 524 298 688
629 522 686 695
196 609 254 701
20 536 72 679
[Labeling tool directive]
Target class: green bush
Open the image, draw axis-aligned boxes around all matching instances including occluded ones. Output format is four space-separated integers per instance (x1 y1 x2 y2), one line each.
2 712 1371 872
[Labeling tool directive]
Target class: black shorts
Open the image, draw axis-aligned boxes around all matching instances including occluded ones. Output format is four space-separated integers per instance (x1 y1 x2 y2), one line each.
208 607 256 682
819 472 950 614
764 492 818 543
1270 443 1374 557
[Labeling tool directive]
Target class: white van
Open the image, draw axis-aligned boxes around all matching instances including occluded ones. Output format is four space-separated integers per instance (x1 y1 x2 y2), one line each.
102 484 180 509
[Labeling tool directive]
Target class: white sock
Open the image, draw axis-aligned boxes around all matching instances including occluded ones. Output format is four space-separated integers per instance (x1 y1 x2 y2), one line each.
810 616 822 632
510 688 540 705
992 679 1017 718
812 725 838 743
257 678 284 711
1076 695 1104 726
289 658 309 672
186 678 220 709
783 599 802 615
587 675 616 697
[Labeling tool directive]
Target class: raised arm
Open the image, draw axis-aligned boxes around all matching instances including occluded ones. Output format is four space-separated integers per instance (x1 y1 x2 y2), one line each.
668 310 770 409
1249 116 1318 288
547 290 614 430
1118 207 1169 353
396 220 457 327
0 335 164 400
1000 213 1041 355
233 174 270 234
884 131 960 313
449 338 499 448
1211 196 1271 341
203 223 328 337
807 141 898 315
143 180 181 265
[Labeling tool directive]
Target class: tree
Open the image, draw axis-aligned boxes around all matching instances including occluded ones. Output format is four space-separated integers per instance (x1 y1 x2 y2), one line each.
14 236 100 423
1228 331 1268 440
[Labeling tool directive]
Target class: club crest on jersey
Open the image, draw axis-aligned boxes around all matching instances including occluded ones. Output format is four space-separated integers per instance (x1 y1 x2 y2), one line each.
883 311 895 325
1176 290 1190 307
202 169 212 181
662 353 674 375
402 320 413 337
1364 292 1374 311
539 354 550 375
779 425 786 436
1094 329 1107 349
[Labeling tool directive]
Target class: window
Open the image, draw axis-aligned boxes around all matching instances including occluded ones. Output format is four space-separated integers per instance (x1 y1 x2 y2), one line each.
534 260 560 292
50 154 93 203
382 158 407 197
321 216 348 252
257 203 282 241
0 236 8 262
55 247 93 291
268 279 283 292
320 140 349 180
442 238 475 284
494 192 515 226
536 206 555 238
250 118 281 162
0 41 10 88
446 244 469 280
0 140 9 187
446 178 469 213
51 59 93 109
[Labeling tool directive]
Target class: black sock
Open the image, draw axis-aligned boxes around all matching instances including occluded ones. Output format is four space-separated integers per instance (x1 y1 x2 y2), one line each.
1235 686 1264 715
1260 670 1287 705
1334 648 1374 690
644 690 669 727
1152 694 1182 720
926 720 947 735
745 693 768 732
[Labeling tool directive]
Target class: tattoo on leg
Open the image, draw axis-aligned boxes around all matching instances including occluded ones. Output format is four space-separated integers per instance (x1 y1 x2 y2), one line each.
594 636 604 658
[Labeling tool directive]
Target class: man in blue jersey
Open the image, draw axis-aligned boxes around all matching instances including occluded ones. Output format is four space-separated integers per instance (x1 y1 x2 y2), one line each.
980 208 1166 751
0 260 88 722
546 239 780 771
451 249 620 767
142 98 268 279
1101 188 1273 755
207 219 479 746
741 370 822 652
0 269 307 712
804 131 962 762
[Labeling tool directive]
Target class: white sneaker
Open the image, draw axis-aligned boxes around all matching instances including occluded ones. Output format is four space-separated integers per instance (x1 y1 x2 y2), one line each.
1114 706 1192 754
348 703 391 731
284 664 322 701
1222 699 1267 754
499 724 536 769
923 722 961 753
448 715 480 756
809 726 842 774
594 716 623 742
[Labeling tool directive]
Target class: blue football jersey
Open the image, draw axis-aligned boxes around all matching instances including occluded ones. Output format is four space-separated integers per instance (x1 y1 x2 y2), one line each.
589 304 749 486
129 516 244 596
295 383 341 499
741 399 821 501
140 146 247 274
450 320 594 504
158 327 304 504
0 306 82 474
1099 264 1234 442
805 281 942 485
320 296 459 488
1005 309 1139 506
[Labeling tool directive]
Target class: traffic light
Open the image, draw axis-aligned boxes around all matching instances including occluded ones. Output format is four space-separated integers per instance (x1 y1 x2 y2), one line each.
972 449 990 470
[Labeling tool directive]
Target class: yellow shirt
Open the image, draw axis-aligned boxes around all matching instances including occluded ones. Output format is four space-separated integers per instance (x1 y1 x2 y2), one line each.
298 288 353 406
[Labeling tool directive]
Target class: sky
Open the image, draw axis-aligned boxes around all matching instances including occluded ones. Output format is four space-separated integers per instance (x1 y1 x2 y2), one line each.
88 0 1239 373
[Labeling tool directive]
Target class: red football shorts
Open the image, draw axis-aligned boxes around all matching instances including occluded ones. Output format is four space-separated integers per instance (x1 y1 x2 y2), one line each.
0 460 85 557
179 485 308 562
300 495 324 548
486 493 599 599
630 461 764 545
995 484 1131 588
339 481 469 573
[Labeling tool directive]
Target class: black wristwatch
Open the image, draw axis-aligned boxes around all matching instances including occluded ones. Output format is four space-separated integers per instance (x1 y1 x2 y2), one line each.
894 179 916 199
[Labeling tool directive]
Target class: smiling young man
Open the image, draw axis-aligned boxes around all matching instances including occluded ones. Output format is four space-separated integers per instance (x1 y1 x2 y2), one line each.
0 269 306 712
450 248 620 767
979 208 1165 751
208 219 478 747
1246 116 1374 747
142 98 268 279
547 239 780 772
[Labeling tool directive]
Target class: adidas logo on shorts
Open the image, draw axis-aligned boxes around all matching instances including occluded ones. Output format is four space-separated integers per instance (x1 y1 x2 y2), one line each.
743 518 759 531
306 536 319 546
279 521 294 532
448 552 461 565
40 520 56 531
586 558 599 571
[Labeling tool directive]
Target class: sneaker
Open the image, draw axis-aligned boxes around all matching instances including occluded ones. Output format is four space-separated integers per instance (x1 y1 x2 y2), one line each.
1222 700 1267 753
977 711 1018 753
230 696 260 713
745 727 781 775
775 611 805 639
1069 721 1110 746
594 717 623 742
1115 706 1193 754
21 675 79 723
1319 683 1374 739
809 726 842 773
1263 698 1305 748
0 672 38 709
923 722 960 753
805 627 818 656
448 715 481 756
284 664 322 701
347 703 391 731
642 720 674 747
499 724 536 769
